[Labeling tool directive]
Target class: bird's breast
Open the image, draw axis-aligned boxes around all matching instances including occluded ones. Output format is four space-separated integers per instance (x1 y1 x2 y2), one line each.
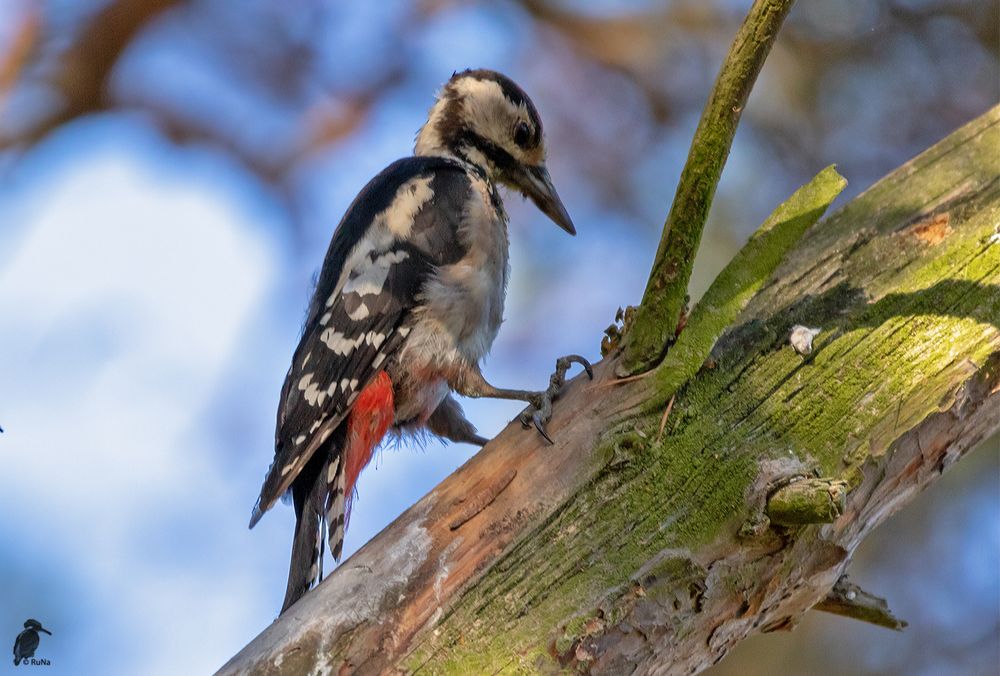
410 174 509 363
392 174 508 422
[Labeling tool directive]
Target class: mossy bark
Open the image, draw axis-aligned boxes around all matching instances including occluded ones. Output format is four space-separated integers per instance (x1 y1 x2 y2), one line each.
218 108 1000 676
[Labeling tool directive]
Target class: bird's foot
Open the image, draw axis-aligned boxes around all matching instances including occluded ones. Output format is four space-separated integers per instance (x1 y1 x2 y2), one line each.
519 354 593 444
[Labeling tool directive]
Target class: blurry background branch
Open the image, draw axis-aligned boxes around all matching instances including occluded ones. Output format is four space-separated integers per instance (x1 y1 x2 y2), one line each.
1 0 180 149
2 0 995 235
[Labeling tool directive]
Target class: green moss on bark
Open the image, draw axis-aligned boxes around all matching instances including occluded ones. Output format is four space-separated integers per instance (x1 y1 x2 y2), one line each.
766 478 848 525
401 109 1000 673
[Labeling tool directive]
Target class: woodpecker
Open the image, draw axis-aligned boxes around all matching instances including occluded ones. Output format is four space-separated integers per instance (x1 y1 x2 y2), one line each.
250 68 590 613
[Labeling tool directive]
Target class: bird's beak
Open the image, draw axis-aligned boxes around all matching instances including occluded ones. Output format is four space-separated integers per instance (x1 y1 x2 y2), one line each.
39 628 51 635
517 165 576 235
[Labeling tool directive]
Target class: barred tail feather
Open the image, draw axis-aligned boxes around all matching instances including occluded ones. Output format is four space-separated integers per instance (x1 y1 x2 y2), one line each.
326 456 347 562
280 451 327 614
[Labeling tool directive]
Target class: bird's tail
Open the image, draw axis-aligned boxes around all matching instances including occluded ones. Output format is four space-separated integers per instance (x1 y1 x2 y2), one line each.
283 435 350 608
280 450 329 614
279 373 394 612
325 454 348 563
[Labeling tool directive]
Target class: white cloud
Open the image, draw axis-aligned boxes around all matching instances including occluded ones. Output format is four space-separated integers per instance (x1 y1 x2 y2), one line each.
0 133 279 674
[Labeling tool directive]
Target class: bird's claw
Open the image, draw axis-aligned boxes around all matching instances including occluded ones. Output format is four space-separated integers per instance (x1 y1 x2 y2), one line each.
530 409 553 444
520 354 594 444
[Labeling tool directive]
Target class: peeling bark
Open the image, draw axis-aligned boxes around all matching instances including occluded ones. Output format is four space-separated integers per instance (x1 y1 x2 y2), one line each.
218 107 1000 675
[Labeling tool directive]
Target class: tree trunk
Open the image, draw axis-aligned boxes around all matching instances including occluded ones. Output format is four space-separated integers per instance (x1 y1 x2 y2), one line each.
218 106 1000 675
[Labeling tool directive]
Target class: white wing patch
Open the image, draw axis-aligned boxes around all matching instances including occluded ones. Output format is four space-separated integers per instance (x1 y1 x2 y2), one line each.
347 304 370 320
385 176 434 237
298 372 325 406
343 265 390 297
321 329 366 355
304 382 323 406
343 250 410 297
322 174 431 316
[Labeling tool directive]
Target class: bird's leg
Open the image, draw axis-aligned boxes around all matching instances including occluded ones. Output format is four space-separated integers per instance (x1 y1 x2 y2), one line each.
455 367 541 404
455 355 593 444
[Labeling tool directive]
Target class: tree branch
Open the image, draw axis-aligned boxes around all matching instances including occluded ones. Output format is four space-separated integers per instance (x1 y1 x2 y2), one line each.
0 0 181 150
620 0 797 375
218 106 1000 675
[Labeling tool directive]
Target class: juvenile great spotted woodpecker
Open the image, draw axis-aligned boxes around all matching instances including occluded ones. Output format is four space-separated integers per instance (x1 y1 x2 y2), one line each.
250 69 591 613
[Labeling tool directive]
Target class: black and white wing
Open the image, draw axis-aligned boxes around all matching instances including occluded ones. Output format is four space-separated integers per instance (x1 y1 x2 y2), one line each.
250 156 471 526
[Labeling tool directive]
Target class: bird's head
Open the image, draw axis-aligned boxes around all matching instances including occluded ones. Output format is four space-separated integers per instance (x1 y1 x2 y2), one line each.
415 68 575 234
23 619 50 635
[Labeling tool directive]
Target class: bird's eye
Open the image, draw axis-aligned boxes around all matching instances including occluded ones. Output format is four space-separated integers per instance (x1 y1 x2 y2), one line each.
513 121 532 148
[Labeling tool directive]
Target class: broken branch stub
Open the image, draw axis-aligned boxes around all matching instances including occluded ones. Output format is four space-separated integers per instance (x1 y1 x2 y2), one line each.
766 477 849 526
814 574 908 631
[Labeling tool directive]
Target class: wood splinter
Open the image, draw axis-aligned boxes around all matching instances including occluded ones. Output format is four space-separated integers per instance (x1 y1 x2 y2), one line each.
814 574 908 631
